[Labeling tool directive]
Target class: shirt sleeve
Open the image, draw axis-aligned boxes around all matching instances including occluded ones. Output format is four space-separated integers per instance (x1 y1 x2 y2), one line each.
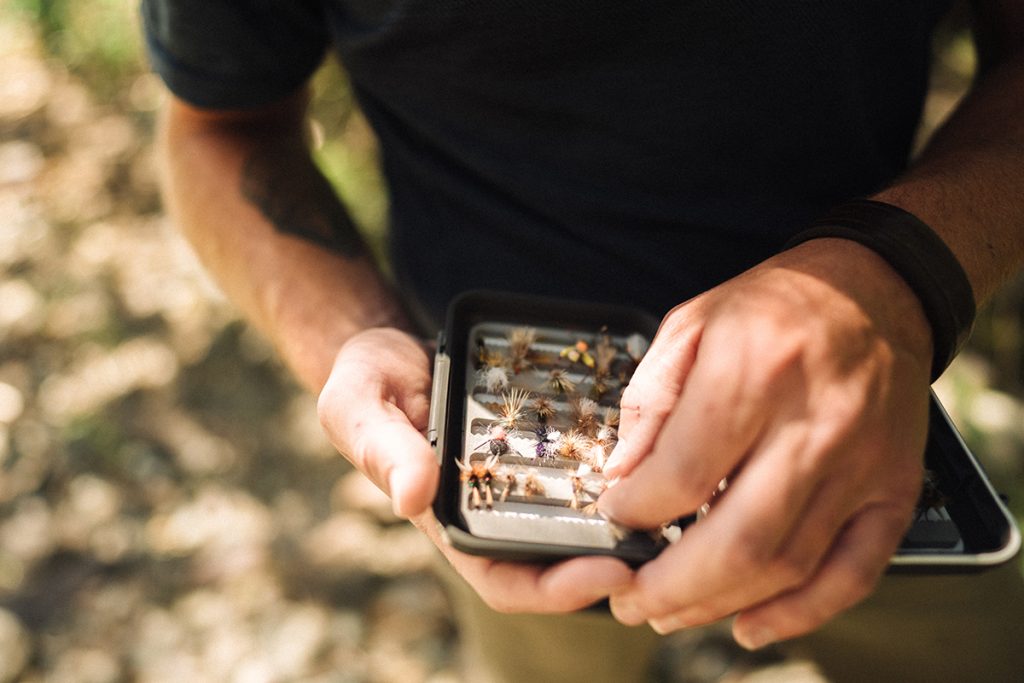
141 0 329 110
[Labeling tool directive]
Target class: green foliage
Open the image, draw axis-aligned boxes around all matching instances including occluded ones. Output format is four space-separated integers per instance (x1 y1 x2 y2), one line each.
10 0 144 97
309 58 391 267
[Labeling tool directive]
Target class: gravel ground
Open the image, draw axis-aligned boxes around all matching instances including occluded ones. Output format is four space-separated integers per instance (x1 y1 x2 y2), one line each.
1 6 1021 683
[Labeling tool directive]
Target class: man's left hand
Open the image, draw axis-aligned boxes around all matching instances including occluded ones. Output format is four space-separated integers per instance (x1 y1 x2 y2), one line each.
598 237 934 649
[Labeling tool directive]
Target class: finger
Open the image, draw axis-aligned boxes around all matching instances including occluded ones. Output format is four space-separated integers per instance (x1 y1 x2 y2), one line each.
479 555 635 613
600 339 773 528
607 421 826 627
657 389 923 628
731 502 913 650
641 456 860 633
413 512 634 613
603 314 701 479
318 330 437 517
319 375 438 518
344 400 439 517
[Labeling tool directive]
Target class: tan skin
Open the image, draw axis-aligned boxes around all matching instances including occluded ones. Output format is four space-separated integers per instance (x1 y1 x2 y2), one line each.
159 0 1024 648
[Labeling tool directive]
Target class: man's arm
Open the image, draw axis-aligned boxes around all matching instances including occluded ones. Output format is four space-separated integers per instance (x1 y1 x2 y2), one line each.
158 88 634 610
874 0 1024 306
158 89 410 391
160 88 447 516
598 1 1024 648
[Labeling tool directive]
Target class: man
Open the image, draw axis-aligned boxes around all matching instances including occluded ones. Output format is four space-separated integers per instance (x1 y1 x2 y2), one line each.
144 2 1024 680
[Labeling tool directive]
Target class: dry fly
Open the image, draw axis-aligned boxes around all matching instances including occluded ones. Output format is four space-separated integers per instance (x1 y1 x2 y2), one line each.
499 470 517 502
567 468 604 513
560 339 595 368
568 474 585 511
593 330 617 375
583 439 609 472
571 396 600 435
548 369 576 395
555 429 590 461
477 338 506 368
581 479 609 515
457 455 499 510
534 426 559 458
591 331 618 398
531 395 556 423
478 365 510 393
524 471 546 498
475 424 512 456
476 338 510 392
497 387 531 430
593 408 619 459
916 469 949 520
506 327 536 373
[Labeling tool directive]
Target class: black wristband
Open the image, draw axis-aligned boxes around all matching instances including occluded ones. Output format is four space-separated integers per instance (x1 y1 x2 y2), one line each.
784 199 975 382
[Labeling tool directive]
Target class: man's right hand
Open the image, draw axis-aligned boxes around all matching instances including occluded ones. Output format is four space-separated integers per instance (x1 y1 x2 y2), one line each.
317 327 635 613
318 327 438 517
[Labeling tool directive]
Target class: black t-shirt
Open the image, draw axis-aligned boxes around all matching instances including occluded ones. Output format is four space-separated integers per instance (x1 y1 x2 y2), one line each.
143 0 951 325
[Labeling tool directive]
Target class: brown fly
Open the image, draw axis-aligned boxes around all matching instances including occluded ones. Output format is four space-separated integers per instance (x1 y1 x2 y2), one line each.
457 455 500 510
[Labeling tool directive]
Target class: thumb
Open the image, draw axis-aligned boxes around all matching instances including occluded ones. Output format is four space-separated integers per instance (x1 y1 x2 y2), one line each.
321 388 439 518
603 317 700 479
318 332 438 518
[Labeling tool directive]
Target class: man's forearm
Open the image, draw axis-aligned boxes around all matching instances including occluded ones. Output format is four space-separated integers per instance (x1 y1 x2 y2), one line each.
873 16 1024 307
158 91 412 392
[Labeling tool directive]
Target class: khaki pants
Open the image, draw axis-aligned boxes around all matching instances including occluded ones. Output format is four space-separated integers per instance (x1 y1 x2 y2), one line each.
439 559 1024 683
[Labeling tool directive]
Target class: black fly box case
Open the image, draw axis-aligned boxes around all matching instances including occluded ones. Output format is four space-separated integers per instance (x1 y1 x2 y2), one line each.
428 290 675 565
428 291 1020 571
891 398 1020 571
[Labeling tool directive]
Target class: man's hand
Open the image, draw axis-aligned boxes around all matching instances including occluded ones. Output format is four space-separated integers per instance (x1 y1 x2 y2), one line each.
317 327 633 612
597 238 934 648
318 328 438 517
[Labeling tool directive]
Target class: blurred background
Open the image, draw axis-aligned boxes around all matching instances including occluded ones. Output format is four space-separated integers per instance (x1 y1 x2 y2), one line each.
0 1 1022 681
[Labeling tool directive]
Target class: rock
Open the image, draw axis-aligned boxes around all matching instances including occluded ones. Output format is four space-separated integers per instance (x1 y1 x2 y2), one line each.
49 648 121 683
0 279 45 338
0 141 44 185
0 608 30 683
331 471 397 523
0 382 24 424
0 55 50 120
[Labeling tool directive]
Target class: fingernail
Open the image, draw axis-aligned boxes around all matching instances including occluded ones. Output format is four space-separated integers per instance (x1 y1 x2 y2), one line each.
610 597 645 625
735 625 776 650
603 443 625 477
648 614 685 635
388 468 411 517
588 579 630 603
595 495 620 524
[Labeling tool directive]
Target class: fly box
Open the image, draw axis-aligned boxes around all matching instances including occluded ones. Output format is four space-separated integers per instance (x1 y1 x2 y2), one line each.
428 291 1021 571
891 397 1021 571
